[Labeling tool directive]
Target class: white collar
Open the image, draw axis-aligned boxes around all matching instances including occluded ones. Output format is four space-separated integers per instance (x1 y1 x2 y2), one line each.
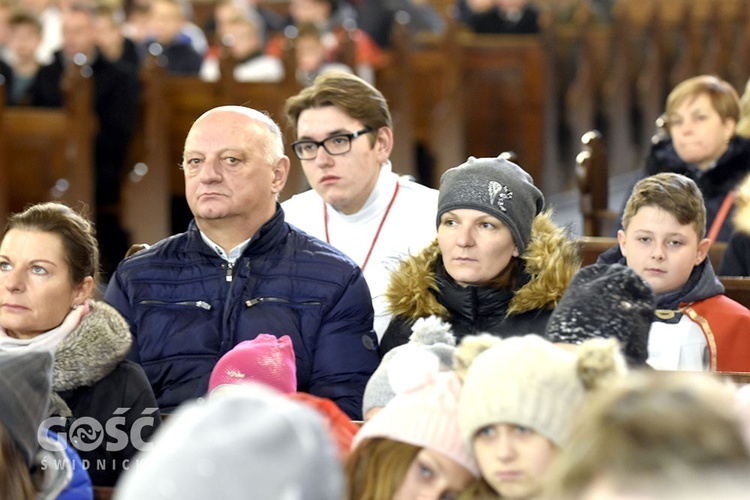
199 231 252 264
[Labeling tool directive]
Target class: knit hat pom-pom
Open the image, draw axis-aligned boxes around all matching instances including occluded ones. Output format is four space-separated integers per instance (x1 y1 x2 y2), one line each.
388 349 441 396
576 337 628 391
409 316 457 347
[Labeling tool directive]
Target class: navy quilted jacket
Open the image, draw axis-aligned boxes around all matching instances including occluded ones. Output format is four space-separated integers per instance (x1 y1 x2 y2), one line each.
104 207 380 419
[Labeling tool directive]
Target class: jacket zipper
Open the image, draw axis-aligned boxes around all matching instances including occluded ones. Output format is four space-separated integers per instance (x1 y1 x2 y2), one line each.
225 263 234 282
245 297 322 307
139 299 212 310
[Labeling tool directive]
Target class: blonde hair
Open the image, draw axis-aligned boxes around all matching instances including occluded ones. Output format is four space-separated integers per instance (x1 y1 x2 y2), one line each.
344 438 420 500
545 371 750 499
665 75 739 133
622 173 706 239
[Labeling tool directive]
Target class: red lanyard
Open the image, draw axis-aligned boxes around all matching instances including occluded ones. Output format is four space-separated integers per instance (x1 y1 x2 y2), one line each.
324 183 400 272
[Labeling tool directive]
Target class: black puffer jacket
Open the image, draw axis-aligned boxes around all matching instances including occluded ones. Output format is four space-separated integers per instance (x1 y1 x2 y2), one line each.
642 135 750 242
379 212 580 355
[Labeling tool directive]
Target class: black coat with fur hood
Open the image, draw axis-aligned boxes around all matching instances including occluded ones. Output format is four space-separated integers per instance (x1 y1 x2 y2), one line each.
379 212 580 355
50 300 161 487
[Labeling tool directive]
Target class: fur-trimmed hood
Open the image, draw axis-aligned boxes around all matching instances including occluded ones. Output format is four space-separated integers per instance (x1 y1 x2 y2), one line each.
733 173 750 235
385 211 580 321
53 300 132 392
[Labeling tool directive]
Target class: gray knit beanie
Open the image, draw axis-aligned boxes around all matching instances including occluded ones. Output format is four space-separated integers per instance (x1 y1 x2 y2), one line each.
436 156 544 253
0 350 53 466
545 264 655 366
362 316 456 418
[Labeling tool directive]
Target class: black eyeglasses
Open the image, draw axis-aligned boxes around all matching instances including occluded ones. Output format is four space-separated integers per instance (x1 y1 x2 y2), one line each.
292 127 373 160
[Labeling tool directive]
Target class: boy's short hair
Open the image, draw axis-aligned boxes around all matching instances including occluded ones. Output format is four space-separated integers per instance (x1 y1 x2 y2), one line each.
665 75 740 131
622 173 706 238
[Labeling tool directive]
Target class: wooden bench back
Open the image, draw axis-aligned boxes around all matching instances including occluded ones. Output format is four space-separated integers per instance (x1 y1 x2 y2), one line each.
0 61 95 222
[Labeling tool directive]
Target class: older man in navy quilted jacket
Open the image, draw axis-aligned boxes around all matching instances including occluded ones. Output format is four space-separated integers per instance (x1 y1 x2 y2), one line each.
104 105 380 419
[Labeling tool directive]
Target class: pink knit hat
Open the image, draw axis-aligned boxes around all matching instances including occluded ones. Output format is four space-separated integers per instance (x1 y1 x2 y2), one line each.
352 369 480 478
209 335 297 394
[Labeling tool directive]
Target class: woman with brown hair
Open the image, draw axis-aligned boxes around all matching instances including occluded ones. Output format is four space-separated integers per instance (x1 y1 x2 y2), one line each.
0 202 160 487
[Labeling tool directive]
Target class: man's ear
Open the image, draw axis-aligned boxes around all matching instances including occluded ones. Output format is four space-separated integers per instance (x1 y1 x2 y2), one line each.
695 237 711 266
271 156 290 195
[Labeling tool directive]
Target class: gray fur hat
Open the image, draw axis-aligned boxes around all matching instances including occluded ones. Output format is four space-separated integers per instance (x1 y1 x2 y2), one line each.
436 156 545 253
0 350 53 466
545 264 655 366
362 316 456 418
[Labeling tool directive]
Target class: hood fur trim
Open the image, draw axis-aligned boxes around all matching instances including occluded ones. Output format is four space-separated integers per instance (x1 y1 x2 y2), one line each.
508 212 581 314
53 300 132 392
733 173 750 235
386 211 580 320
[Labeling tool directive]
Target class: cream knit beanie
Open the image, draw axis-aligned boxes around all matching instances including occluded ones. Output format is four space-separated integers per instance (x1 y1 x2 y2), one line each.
457 334 626 447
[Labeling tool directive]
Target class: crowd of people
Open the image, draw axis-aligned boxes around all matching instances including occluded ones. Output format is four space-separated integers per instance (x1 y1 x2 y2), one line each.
2 0 750 498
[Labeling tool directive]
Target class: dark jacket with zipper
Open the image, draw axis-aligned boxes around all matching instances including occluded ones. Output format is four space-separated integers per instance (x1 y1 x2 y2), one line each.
104 206 379 419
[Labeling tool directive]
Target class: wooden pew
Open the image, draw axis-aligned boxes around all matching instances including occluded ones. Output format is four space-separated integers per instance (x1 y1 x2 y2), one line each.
718 277 750 311
576 130 619 237
459 32 548 188
0 61 95 222
374 16 419 181
123 53 301 242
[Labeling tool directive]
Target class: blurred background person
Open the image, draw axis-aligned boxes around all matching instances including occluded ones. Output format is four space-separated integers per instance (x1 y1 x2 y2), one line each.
30 3 141 281
457 0 541 34
545 371 750 499
293 22 351 86
624 75 750 243
200 12 283 82
6 10 41 106
146 0 203 74
95 3 141 75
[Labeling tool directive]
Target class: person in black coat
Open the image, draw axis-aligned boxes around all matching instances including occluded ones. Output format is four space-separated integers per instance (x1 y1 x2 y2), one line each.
379 156 579 355
458 0 540 34
618 75 750 243
0 203 161 487
30 4 140 280
146 0 203 75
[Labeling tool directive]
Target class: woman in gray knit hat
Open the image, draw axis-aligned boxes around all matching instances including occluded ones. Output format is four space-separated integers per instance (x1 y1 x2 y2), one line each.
379 155 580 354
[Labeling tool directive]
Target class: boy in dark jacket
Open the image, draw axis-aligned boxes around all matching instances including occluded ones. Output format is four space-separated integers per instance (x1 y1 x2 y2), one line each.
598 172 750 371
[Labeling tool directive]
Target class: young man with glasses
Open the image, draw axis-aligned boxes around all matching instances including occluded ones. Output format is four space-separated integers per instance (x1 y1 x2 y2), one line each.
104 105 380 419
283 72 438 340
